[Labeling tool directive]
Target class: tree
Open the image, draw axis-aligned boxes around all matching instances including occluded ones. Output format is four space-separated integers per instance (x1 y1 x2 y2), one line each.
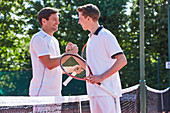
0 0 130 95
0 0 31 71
0 0 168 96
128 0 168 89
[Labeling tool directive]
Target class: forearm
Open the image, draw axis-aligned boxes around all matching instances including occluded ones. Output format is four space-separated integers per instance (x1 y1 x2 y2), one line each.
100 54 127 80
40 52 77 70
39 44 78 70
42 56 61 70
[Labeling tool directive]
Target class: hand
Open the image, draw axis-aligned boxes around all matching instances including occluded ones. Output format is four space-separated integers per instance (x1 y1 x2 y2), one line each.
85 75 104 84
73 65 84 74
72 44 78 54
66 43 78 55
66 42 73 52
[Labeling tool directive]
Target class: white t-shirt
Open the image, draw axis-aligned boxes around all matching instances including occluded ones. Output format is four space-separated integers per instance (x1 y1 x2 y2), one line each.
86 27 123 97
29 29 62 96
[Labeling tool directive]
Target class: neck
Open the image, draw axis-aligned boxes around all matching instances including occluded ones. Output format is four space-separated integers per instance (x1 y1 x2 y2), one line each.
42 28 54 36
89 22 100 35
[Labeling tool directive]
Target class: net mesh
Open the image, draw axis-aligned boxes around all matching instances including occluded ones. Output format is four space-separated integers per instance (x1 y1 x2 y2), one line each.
121 85 139 113
0 95 90 113
0 85 169 113
146 86 170 113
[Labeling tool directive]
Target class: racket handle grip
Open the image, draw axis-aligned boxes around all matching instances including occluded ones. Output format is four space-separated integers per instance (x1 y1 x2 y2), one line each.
98 84 118 99
63 71 76 86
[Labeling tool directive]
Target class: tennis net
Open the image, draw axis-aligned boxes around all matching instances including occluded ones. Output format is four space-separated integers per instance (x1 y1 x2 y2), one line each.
146 85 170 113
0 95 90 113
0 84 169 113
0 85 139 113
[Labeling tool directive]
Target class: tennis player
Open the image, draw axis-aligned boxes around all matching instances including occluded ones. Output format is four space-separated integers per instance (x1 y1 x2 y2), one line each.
76 4 127 113
29 7 78 112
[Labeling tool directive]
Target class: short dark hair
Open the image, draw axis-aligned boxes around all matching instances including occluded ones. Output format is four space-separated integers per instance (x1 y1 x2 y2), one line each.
76 4 100 21
37 7 59 25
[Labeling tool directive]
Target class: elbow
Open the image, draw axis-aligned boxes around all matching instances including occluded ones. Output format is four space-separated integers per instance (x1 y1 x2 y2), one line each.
47 67 53 70
46 63 59 70
45 64 55 70
124 58 127 66
121 56 127 67
122 56 127 67
46 65 53 70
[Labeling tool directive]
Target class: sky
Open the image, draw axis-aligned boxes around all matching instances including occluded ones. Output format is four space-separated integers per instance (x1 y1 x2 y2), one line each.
31 0 133 15
126 1 133 15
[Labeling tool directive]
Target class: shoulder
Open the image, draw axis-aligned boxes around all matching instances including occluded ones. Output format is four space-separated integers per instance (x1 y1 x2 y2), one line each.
30 31 48 46
99 28 116 39
31 31 49 42
33 31 47 39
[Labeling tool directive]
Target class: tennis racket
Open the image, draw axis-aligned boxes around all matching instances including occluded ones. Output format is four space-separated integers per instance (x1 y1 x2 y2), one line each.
60 53 118 98
63 43 87 86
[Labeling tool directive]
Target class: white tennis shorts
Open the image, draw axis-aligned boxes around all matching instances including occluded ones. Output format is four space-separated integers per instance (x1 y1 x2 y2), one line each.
89 96 121 113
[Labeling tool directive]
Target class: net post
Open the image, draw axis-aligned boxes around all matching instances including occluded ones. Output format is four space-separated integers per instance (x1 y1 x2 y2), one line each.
168 0 170 88
139 0 147 112
168 0 170 111
139 80 147 113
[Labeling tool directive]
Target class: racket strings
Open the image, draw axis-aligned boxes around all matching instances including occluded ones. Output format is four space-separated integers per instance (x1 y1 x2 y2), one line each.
60 55 86 79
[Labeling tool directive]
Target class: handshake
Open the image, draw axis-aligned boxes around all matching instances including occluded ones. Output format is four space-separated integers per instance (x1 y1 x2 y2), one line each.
65 42 78 55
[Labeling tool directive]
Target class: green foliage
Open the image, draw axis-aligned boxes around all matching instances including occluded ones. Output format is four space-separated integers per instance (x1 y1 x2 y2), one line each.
0 0 169 96
0 70 32 95
0 0 31 71
127 0 169 89
62 74 87 96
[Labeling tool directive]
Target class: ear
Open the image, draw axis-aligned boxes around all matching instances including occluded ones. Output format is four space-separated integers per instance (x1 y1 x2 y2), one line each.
41 18 46 25
87 16 91 21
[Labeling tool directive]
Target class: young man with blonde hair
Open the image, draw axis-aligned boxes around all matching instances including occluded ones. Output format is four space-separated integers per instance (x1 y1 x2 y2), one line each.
77 4 127 113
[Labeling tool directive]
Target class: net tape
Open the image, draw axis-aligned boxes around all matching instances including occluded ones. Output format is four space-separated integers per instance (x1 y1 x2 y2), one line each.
0 95 89 106
0 85 140 107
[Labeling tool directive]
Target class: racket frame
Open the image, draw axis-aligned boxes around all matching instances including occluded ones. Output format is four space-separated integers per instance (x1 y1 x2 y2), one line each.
60 53 90 81
81 43 87 58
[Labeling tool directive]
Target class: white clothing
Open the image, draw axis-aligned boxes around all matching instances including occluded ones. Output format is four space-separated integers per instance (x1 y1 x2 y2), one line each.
89 96 121 113
29 29 62 96
86 27 123 97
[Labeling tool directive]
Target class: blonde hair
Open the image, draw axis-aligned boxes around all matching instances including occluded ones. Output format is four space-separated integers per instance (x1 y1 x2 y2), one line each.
76 4 100 21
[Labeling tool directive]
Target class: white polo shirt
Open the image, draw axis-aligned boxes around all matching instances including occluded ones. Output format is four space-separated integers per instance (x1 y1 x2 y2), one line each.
86 26 123 97
29 29 62 96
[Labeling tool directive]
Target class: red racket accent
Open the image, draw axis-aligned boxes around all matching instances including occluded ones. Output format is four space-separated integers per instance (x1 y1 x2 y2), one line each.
81 43 87 59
